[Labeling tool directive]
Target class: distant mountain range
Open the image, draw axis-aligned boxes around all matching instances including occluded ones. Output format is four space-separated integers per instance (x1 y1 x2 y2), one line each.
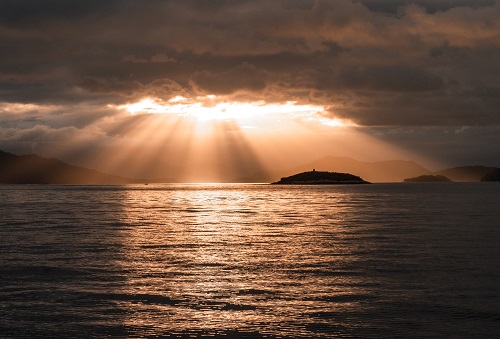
252 156 498 183
1 150 498 184
0 150 173 184
434 166 498 182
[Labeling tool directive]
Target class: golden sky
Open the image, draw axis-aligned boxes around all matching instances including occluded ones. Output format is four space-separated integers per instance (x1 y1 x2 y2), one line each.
1 0 500 180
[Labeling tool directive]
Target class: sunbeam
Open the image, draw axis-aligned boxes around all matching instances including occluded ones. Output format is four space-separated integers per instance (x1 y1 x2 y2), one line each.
103 95 356 182
115 96 351 128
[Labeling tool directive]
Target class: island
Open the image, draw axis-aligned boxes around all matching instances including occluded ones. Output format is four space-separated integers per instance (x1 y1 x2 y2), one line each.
272 170 370 185
403 175 451 182
481 168 500 181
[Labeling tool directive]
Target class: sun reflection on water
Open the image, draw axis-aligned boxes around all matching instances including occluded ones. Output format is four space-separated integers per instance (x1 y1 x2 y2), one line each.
116 184 371 336
3 184 496 337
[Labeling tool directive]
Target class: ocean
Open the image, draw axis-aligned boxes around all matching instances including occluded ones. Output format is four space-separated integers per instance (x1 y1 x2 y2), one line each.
0 183 499 338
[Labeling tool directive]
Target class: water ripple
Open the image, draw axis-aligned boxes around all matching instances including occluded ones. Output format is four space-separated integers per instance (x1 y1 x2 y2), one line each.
0 183 499 337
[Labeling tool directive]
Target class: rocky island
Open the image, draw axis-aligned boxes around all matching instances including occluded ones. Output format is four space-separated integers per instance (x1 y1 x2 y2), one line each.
403 175 451 182
272 170 370 185
481 168 500 181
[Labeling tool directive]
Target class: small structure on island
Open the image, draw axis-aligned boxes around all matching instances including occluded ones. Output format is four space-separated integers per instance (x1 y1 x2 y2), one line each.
272 170 370 185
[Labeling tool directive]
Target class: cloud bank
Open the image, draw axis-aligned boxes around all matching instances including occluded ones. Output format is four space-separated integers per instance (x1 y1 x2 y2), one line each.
1 0 499 169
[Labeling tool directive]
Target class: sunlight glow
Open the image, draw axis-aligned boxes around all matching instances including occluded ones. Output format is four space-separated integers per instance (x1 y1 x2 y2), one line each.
0 102 60 114
116 96 352 127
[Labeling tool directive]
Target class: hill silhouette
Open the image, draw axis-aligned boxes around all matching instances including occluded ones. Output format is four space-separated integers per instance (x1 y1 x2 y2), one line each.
251 156 431 183
249 157 499 183
435 166 498 182
67 147 182 181
293 157 431 182
272 171 369 185
0 150 165 184
3 150 498 184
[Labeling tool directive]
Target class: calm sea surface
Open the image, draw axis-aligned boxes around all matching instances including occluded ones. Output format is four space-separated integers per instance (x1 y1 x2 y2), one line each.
0 183 499 338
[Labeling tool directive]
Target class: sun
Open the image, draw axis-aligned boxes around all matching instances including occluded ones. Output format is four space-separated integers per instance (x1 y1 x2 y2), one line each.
115 95 351 128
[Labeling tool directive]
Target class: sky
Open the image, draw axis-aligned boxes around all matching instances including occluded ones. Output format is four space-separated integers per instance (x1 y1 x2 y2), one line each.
1 0 499 181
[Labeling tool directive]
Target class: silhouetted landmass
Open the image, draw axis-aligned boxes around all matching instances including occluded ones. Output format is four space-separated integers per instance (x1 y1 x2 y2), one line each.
435 166 497 182
3 149 498 184
481 168 500 181
404 175 452 183
249 157 499 183
0 150 175 184
272 170 370 185
67 146 182 182
290 157 431 183
251 156 432 183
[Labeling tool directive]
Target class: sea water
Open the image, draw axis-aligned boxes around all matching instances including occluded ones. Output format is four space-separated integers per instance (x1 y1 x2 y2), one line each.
0 183 499 338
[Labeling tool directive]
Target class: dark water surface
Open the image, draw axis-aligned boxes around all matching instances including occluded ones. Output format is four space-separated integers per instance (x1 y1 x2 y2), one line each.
1 183 499 338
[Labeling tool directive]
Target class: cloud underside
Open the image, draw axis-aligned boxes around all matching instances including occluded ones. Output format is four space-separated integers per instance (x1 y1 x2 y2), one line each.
0 0 499 129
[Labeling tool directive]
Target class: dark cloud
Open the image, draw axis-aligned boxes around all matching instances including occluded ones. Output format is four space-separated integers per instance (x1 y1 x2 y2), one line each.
78 77 143 96
190 62 268 95
1 0 499 112
318 66 444 93
356 0 496 13
0 0 122 26
1 0 499 167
